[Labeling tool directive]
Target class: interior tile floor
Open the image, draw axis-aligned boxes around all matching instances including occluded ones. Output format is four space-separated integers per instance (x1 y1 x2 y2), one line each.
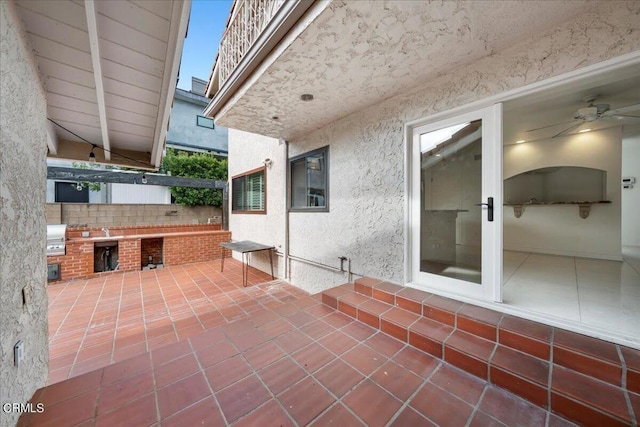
503 246 640 341
24 260 577 426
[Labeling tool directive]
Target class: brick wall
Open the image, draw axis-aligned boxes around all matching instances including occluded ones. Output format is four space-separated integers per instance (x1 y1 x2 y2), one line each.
141 238 163 266
47 227 231 282
118 239 141 272
47 241 93 281
164 232 231 266
46 203 222 226
46 203 62 224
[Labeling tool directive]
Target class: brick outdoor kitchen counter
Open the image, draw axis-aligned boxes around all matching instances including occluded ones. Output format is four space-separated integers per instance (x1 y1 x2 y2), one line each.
47 224 232 282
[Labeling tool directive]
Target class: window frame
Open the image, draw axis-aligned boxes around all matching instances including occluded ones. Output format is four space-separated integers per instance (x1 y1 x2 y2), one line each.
289 146 330 212
54 181 89 203
231 166 267 214
196 115 215 129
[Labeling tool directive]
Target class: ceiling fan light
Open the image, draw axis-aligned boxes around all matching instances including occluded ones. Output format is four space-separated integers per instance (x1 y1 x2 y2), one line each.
576 106 599 122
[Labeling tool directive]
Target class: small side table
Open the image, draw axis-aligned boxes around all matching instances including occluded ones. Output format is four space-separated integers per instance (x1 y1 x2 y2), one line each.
220 240 275 287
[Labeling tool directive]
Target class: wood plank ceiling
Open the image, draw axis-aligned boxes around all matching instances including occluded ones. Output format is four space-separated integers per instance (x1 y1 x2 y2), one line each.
15 0 190 169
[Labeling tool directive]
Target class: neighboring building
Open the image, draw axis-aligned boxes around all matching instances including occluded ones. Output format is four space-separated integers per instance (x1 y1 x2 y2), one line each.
167 77 228 156
204 0 640 351
45 77 228 205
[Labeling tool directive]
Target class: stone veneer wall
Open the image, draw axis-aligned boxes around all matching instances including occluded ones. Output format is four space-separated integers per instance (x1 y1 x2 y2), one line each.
46 203 222 226
0 1 49 426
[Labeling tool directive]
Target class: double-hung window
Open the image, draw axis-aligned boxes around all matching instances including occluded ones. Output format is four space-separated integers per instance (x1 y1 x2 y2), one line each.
232 167 266 213
290 146 329 211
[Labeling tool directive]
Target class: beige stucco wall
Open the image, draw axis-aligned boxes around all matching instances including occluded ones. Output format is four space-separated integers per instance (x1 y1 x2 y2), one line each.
229 1 640 294
228 130 285 278
46 203 222 227
0 1 49 425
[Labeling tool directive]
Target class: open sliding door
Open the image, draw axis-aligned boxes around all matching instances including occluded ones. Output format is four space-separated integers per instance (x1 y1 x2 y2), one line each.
411 104 502 301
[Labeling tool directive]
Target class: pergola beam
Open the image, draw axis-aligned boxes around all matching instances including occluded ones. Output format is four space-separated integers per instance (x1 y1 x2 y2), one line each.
84 0 111 160
47 167 226 189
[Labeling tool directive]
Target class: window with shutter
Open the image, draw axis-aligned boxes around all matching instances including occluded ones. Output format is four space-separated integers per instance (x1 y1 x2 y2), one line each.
231 167 266 213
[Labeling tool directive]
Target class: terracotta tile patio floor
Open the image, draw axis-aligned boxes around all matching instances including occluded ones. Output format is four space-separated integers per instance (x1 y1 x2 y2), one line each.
46 259 279 384
22 260 577 426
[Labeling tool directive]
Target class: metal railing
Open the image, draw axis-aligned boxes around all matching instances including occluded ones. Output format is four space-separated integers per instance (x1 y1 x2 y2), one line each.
218 0 286 86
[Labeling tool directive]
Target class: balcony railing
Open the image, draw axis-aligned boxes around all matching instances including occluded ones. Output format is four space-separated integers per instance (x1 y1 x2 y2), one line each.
218 0 286 87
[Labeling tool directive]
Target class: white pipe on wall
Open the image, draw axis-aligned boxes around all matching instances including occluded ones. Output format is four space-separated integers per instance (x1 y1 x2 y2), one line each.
281 138 290 280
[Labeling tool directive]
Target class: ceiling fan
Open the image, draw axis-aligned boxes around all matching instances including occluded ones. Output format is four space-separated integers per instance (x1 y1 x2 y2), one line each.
526 95 640 138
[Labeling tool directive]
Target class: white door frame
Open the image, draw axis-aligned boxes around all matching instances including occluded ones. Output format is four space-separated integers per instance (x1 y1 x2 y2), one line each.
409 105 502 302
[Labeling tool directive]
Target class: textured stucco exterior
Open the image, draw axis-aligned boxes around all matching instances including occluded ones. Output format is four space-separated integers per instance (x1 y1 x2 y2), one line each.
226 2 640 294
228 129 285 278
0 1 49 426
217 0 602 140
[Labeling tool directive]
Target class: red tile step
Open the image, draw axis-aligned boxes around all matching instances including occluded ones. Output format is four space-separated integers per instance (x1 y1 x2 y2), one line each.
321 277 640 426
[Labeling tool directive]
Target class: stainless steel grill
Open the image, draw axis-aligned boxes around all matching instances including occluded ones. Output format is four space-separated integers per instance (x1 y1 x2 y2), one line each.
46 224 67 256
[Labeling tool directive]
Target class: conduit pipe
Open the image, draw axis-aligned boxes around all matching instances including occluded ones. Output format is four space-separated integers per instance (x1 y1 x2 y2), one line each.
274 250 362 283
281 138 290 280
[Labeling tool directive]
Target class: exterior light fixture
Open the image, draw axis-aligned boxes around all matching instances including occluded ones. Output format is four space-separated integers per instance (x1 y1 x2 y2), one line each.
76 183 82 191
515 140 526 144
263 158 272 167
579 128 592 133
89 145 96 163
141 173 147 184
300 94 314 101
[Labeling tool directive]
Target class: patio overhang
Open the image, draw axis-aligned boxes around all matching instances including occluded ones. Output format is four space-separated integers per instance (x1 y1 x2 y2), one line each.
15 0 191 170
205 1 598 141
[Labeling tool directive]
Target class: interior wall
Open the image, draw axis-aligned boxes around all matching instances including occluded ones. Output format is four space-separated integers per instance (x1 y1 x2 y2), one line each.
0 1 49 425
622 127 640 247
503 127 622 260
423 141 482 248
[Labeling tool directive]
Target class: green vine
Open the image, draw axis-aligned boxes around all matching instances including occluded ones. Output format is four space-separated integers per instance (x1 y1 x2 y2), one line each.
160 149 227 207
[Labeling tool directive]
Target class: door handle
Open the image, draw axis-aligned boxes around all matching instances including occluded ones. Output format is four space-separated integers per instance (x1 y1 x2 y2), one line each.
475 197 494 222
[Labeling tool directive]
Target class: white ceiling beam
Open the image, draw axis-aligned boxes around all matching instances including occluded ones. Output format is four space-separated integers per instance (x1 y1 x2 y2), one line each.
45 120 58 155
84 0 111 160
151 0 191 169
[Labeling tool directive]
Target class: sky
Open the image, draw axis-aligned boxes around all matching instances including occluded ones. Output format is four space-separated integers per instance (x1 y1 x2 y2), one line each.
177 0 234 91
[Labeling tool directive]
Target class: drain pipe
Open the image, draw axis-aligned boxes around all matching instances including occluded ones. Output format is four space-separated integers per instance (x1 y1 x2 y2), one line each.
281 138 290 280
